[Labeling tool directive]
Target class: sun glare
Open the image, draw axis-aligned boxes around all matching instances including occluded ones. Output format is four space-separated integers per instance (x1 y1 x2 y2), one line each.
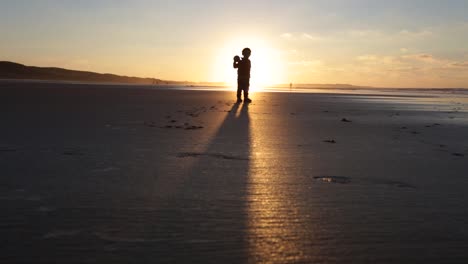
212 37 285 91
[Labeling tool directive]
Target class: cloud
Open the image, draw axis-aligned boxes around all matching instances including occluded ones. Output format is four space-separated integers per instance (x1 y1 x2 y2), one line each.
451 62 468 67
347 30 383 38
280 32 327 41
282 27 434 44
357 55 400 65
345 28 433 40
402 53 436 63
283 49 298 55
388 66 421 73
300 33 326 41
356 53 444 68
288 60 322 67
280 33 293 39
357 55 378 61
398 29 433 38
352 52 468 83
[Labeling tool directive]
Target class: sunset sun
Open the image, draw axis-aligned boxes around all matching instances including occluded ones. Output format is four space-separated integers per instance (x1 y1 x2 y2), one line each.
213 37 286 91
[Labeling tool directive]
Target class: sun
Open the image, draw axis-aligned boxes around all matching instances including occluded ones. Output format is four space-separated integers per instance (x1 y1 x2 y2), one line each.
212 37 286 91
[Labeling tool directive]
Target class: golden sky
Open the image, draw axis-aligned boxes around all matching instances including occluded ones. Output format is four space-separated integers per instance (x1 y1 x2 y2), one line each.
1 1 468 88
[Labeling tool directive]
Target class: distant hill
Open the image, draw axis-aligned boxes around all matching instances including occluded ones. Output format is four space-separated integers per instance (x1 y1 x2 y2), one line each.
0 61 165 85
0 61 369 88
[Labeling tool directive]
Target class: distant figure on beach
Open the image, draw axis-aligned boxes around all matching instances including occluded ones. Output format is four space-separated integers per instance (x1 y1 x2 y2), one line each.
233 48 252 103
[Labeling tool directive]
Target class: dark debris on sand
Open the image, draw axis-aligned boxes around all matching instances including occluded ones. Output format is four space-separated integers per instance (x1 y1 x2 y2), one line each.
425 123 441 128
185 125 204 130
313 176 418 189
314 176 351 184
323 139 337 144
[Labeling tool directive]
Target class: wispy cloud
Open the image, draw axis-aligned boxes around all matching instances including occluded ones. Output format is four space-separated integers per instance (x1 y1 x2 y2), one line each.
398 29 433 38
280 32 327 41
353 53 468 78
300 33 326 41
451 62 468 68
288 60 322 67
347 30 383 38
402 53 436 63
280 33 293 39
281 27 434 44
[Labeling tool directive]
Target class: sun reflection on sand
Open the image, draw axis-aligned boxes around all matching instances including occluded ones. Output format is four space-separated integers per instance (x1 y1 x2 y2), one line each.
246 104 312 263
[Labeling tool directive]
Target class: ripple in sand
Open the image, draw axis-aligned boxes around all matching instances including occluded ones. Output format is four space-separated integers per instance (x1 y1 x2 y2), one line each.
177 152 248 161
377 180 416 189
62 149 84 156
36 206 56 213
425 123 441 128
95 232 167 243
0 148 17 152
43 230 82 239
92 166 120 172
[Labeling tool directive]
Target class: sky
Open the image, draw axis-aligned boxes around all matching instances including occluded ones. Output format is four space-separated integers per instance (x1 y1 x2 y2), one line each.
1 0 468 88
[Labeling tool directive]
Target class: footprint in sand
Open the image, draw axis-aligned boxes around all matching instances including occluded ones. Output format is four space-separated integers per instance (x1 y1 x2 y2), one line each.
0 148 17 152
143 121 157 127
425 123 441 128
63 149 84 156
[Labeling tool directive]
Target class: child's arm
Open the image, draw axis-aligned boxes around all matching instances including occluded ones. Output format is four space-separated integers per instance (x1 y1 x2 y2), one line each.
233 56 240 68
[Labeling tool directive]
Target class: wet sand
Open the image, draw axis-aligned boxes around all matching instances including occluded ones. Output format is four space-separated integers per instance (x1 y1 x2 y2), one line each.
1 81 468 263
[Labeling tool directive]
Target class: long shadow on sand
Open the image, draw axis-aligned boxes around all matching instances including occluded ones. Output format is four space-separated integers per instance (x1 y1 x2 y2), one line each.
157 102 252 262
97 102 252 263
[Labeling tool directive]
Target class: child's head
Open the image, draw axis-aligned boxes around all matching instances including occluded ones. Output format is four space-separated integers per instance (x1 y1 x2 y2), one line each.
242 48 251 58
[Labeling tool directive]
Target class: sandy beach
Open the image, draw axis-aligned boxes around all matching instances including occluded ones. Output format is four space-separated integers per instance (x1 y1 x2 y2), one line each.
1 80 468 263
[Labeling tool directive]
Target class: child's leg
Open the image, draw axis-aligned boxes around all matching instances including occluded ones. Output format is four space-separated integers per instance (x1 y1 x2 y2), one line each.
237 89 242 99
237 80 242 100
244 80 250 99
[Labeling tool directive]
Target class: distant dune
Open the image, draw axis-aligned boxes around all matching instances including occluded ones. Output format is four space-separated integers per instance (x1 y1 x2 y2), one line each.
0 61 167 85
0 61 367 88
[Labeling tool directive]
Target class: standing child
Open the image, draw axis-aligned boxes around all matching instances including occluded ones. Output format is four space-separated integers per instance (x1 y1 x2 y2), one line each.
233 48 252 103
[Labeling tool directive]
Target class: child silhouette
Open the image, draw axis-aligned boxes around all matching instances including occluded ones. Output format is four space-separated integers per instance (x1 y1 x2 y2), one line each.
233 48 252 103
